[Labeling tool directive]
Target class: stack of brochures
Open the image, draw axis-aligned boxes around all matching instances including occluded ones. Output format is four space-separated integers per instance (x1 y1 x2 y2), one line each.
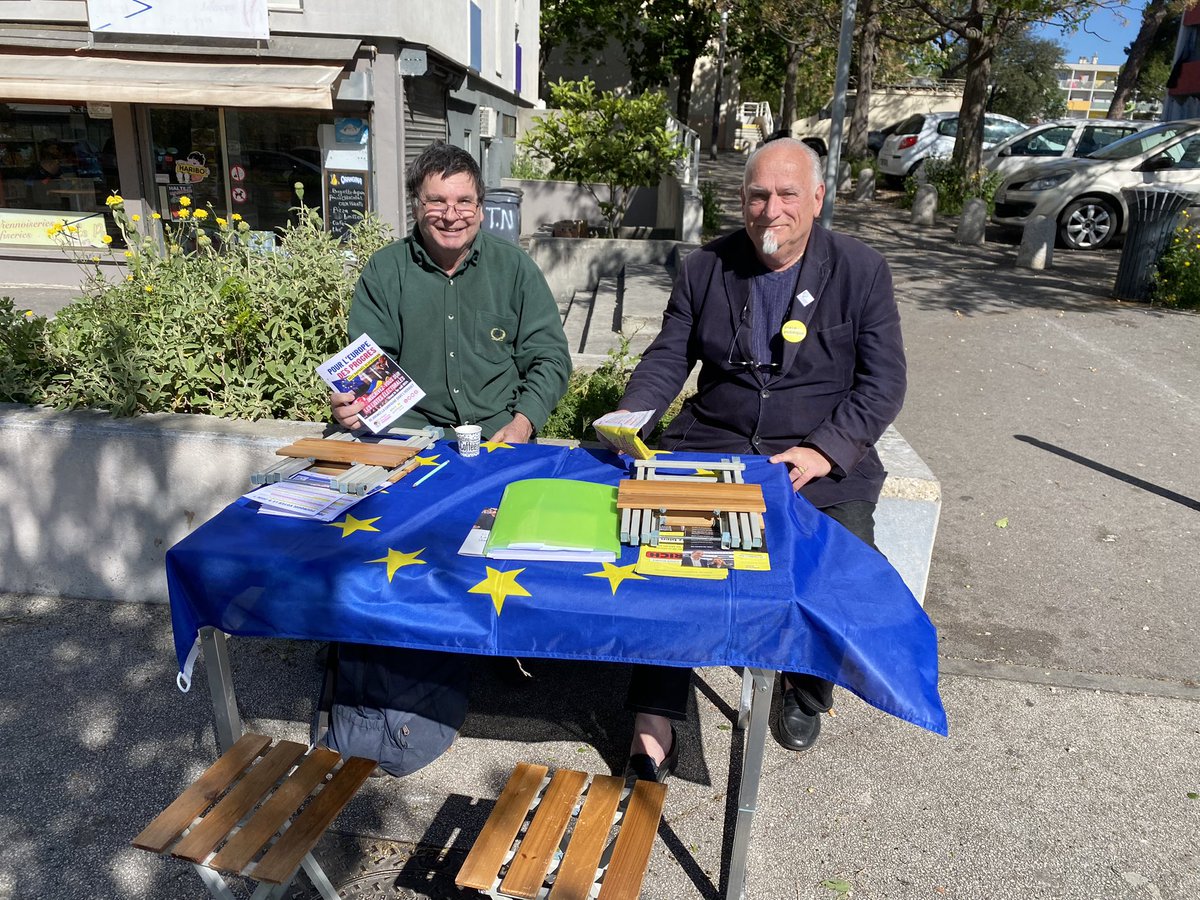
633 524 771 580
243 472 384 522
592 410 656 460
474 479 621 562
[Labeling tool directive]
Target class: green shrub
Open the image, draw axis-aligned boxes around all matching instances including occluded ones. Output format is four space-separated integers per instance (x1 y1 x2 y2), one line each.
0 298 50 404
901 159 1004 216
1152 212 1200 309
699 180 724 239
508 151 551 180
24 190 393 420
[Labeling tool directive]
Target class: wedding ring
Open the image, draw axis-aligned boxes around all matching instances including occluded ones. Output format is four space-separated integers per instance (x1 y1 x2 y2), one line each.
796 465 807 475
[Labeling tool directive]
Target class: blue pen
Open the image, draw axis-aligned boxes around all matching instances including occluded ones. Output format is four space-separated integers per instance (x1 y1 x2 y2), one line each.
411 459 449 487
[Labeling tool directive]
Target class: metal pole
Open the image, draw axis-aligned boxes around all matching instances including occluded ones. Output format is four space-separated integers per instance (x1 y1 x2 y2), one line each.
710 6 730 159
724 668 774 900
820 0 859 229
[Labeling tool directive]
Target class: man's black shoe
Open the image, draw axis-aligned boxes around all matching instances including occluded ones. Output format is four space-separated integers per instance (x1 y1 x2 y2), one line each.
624 726 679 784
777 688 821 752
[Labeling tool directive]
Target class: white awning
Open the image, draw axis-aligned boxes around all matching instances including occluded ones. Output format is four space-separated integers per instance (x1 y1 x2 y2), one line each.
0 53 343 109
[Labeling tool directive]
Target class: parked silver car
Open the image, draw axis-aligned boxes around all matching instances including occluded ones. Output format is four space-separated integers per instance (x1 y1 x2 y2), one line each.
983 118 1151 176
877 111 1026 183
992 120 1200 251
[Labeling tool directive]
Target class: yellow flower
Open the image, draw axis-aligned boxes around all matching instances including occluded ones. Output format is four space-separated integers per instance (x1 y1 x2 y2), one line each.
131 214 141 222
216 217 228 228
126 275 134 282
177 209 190 219
178 196 192 208
152 212 162 220
101 235 113 244
91 256 100 263
124 250 134 258
231 213 243 221
145 285 155 293
45 226 58 238
1186 261 1192 268
193 208 209 220
67 225 77 233
105 194 124 208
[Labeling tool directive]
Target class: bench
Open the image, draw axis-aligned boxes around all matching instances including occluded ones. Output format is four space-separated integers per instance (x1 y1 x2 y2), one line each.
132 732 375 899
456 762 668 900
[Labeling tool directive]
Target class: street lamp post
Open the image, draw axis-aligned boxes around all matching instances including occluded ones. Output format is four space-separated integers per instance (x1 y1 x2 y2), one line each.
709 5 730 160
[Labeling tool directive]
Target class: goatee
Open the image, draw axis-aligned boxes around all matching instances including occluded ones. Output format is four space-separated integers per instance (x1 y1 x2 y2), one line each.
761 231 779 255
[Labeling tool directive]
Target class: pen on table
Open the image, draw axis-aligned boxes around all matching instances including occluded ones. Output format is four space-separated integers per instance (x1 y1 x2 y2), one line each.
411 459 449 487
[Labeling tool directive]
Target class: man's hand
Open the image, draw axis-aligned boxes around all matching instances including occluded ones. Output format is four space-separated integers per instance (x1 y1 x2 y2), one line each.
592 408 631 454
330 391 365 431
768 446 832 492
490 412 534 445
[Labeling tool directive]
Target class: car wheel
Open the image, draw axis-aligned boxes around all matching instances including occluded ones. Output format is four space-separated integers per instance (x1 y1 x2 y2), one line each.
1059 197 1118 251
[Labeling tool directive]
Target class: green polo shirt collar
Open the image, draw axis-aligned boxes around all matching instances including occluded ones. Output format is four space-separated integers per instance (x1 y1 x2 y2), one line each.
409 229 482 277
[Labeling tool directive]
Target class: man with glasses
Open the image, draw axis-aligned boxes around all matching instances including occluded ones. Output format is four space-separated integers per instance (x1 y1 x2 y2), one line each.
323 142 571 777
608 138 906 781
332 141 570 444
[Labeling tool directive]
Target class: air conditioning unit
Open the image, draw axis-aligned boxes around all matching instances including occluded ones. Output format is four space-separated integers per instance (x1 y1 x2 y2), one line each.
479 106 498 140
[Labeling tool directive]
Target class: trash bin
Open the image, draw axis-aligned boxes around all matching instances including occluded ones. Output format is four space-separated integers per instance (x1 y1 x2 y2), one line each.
1113 186 1200 301
481 187 523 244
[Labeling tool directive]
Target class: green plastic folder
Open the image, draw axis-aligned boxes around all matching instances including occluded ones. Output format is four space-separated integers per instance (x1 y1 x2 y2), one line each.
483 479 620 561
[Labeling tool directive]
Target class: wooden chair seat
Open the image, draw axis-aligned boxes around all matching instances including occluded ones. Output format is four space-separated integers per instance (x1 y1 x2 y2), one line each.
132 733 376 900
457 762 668 900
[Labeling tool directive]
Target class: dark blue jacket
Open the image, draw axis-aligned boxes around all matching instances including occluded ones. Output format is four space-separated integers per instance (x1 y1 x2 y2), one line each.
619 223 906 509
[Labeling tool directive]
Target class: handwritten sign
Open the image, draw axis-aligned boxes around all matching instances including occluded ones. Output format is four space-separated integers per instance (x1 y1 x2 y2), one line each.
324 170 370 238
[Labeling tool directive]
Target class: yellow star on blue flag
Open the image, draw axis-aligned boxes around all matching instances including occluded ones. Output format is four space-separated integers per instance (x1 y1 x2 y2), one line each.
367 547 427 582
468 566 531 614
481 439 514 453
327 515 381 537
412 454 441 466
585 562 647 596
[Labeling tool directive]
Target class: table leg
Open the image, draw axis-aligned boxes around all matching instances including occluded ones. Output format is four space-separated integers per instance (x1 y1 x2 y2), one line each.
737 667 754 730
199 627 242 753
725 667 773 900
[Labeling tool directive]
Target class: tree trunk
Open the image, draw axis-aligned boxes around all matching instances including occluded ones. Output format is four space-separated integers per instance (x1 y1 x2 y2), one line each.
952 32 996 173
675 54 698 123
847 0 880 159
782 41 800 130
1108 0 1177 117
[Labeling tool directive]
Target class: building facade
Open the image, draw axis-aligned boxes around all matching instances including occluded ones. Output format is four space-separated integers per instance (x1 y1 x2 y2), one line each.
1056 56 1120 119
0 0 538 287
1165 5 1200 120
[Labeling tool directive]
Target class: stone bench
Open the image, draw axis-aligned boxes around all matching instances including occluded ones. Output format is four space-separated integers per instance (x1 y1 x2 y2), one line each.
0 406 938 606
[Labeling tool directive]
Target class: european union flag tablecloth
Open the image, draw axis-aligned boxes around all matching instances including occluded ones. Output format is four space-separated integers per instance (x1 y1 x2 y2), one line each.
166 441 948 736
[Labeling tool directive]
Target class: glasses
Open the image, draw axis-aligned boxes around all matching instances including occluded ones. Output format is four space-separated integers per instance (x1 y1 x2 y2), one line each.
725 302 780 371
419 197 480 218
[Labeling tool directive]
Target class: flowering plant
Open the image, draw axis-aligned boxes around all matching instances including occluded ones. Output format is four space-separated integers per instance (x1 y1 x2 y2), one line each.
1151 211 1200 309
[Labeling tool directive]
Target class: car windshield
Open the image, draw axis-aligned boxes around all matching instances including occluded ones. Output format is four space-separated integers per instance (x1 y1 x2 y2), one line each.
1088 124 1193 160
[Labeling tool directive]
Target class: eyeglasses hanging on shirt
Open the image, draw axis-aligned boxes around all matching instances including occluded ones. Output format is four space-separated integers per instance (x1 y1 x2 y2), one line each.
725 299 783 372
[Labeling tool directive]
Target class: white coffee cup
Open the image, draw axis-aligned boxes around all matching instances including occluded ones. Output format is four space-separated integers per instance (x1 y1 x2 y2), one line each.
454 424 482 458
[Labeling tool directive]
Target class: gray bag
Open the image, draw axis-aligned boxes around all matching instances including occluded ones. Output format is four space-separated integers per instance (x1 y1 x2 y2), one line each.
320 644 470 777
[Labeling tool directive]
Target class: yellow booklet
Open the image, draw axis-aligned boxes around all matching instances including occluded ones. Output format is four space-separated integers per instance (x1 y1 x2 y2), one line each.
592 410 657 460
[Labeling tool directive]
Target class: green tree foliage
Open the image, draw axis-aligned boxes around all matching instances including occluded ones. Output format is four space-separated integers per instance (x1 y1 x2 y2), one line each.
520 78 689 237
944 29 1065 122
622 0 723 123
538 0 623 99
1108 0 1184 116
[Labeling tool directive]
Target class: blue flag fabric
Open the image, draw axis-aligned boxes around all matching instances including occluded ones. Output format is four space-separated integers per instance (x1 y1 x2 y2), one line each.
166 442 948 736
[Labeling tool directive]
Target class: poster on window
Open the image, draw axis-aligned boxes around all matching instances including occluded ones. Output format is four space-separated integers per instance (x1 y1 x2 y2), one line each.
324 170 369 239
87 0 268 40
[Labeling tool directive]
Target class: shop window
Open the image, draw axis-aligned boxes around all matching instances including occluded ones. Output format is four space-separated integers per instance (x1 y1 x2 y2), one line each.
0 102 120 247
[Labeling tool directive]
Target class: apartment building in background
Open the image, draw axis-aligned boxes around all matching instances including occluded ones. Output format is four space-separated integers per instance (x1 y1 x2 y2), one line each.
0 0 538 287
1057 56 1120 119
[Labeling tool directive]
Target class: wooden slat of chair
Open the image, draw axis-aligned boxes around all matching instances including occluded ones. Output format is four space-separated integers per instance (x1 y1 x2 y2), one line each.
172 739 308 863
616 479 766 513
547 775 624 900
499 769 589 900
251 755 377 884
276 439 416 468
456 762 550 891
596 780 668 900
131 733 271 854
208 746 342 874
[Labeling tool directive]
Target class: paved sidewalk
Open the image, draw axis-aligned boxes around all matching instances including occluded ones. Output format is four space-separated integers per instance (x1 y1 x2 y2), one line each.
2 159 1199 899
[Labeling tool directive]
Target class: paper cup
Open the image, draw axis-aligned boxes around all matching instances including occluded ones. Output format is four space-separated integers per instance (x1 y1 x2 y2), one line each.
454 425 482 458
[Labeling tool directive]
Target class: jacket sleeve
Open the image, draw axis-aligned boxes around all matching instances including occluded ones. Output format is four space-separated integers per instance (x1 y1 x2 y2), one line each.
509 256 572 431
805 255 907 476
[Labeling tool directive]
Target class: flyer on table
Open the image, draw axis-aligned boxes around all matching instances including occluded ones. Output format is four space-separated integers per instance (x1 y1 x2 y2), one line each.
316 334 425 433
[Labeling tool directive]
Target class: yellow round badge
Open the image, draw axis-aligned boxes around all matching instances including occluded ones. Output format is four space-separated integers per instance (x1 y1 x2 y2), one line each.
781 320 807 343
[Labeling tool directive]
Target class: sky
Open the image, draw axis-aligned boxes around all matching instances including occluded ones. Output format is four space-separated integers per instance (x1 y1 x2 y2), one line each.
1034 4 1147 66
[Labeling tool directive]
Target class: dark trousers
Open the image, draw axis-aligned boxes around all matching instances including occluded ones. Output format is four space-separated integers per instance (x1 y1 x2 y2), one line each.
625 499 879 718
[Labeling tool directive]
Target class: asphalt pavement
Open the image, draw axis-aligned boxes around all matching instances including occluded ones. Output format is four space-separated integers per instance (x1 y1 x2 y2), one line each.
1 157 1198 899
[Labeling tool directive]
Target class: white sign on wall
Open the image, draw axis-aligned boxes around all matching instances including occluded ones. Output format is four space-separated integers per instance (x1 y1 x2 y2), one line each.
87 0 269 40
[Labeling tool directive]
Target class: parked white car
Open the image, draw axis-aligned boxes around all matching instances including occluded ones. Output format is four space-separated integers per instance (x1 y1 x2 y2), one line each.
992 120 1200 251
983 118 1151 177
877 111 1026 183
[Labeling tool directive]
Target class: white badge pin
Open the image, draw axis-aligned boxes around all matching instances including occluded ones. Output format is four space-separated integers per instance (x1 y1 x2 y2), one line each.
797 289 816 307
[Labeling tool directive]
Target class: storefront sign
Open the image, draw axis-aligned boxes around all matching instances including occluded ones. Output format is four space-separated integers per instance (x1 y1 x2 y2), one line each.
87 102 114 120
0 210 108 248
230 165 246 182
334 118 367 145
324 170 370 239
232 187 248 204
165 183 194 217
175 155 210 183
87 0 268 40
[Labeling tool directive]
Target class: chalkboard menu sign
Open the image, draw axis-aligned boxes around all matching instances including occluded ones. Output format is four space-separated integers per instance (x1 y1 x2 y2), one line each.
324 170 370 238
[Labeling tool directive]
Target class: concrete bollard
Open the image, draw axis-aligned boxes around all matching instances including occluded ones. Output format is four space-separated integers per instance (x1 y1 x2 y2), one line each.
956 198 987 245
838 161 852 193
911 184 938 226
855 168 876 202
1016 214 1055 269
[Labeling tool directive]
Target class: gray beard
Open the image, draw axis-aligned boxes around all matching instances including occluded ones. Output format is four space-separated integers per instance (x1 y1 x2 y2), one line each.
760 231 779 255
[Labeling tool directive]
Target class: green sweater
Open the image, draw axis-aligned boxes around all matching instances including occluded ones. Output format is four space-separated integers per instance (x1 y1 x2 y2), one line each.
348 230 571 437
